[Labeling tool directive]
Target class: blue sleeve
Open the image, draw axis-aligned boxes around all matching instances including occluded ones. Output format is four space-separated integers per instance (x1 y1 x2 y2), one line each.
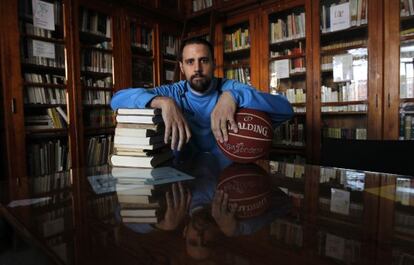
110 82 186 110
221 79 294 127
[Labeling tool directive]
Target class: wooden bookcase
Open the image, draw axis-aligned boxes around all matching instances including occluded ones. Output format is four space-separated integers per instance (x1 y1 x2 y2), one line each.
215 11 260 87
159 24 182 84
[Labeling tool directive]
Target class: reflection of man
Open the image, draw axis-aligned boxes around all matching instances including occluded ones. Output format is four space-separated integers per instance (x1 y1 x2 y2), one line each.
111 37 293 167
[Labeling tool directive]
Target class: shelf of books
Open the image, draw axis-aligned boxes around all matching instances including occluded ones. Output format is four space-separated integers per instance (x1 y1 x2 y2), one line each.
223 21 251 85
399 3 414 140
266 5 307 162
269 160 305 251
314 166 378 265
161 32 180 84
190 0 214 16
377 174 414 264
18 0 71 178
130 17 155 88
319 0 368 142
78 6 115 173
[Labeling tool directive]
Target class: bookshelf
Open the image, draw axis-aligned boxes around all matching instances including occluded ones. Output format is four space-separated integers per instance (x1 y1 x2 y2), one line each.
77 4 115 171
129 17 156 88
160 28 181 84
17 0 73 178
261 1 310 163
319 0 369 142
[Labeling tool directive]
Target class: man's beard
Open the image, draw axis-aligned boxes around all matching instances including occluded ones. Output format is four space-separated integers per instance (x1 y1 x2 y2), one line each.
189 74 212 93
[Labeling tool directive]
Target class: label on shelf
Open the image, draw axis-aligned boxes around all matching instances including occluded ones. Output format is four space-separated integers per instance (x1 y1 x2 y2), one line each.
32 0 55 31
330 2 351 32
330 188 350 215
33 40 55 59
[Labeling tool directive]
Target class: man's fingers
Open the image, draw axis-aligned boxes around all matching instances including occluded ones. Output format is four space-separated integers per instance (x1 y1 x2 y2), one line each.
228 116 238 133
165 191 172 209
184 123 192 143
177 125 186 151
171 126 178 150
220 119 228 142
172 183 179 207
212 117 224 143
164 124 171 145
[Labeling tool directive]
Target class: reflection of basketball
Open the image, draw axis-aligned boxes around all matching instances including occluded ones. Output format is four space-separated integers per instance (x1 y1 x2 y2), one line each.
217 163 271 219
217 108 273 163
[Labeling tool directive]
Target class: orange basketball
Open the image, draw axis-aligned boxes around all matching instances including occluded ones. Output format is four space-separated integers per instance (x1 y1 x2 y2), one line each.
216 163 271 219
217 108 273 163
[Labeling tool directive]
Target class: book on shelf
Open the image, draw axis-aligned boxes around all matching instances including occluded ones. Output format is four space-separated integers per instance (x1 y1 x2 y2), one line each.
121 216 159 223
116 122 164 131
120 208 161 217
113 142 167 151
117 194 160 204
115 126 164 138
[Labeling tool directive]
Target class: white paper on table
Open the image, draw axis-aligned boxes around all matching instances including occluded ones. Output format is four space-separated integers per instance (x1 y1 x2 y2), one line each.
33 40 55 59
32 0 55 31
330 188 350 215
330 2 350 32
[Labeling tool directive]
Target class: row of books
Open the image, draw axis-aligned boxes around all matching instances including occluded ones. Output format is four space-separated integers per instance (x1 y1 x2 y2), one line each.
31 171 72 195
321 82 367 103
321 39 367 52
401 0 414 17
86 135 113 167
24 87 66 105
224 28 250 53
27 140 71 177
319 168 365 191
35 207 69 238
24 73 65 85
81 76 112 88
269 161 305 179
400 114 414 140
21 40 65 68
283 88 306 104
131 24 153 52
396 178 414 206
25 107 68 129
270 42 304 58
162 34 180 57
400 76 414 99
18 0 62 27
273 122 305 147
80 50 113 73
84 109 115 128
322 127 367 140
270 12 306 43
132 60 154 85
83 90 112 105
79 7 112 37
270 219 303 247
192 0 213 12
317 231 361 263
320 0 367 34
21 22 61 39
321 104 367 113
88 194 118 223
225 67 251 85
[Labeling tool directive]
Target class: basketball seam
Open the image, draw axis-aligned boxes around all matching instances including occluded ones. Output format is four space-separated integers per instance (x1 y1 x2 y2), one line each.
228 133 272 141
228 192 271 202
236 112 272 127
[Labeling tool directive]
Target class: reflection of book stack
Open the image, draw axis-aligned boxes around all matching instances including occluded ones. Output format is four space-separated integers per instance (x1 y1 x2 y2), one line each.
112 166 194 224
111 108 173 168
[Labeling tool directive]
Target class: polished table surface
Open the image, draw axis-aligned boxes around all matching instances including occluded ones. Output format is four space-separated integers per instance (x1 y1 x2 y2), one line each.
0 160 413 265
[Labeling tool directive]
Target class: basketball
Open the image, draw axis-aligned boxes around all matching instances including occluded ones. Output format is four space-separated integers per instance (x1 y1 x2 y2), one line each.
217 108 273 163
216 163 271 219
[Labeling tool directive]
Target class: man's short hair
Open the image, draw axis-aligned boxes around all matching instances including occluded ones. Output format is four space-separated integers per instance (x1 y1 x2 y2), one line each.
178 37 214 62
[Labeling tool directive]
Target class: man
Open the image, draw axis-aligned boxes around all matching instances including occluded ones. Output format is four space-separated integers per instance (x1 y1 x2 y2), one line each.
110 37 293 165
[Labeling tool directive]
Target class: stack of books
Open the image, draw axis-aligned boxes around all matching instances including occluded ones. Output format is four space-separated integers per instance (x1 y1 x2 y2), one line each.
111 108 172 168
110 108 190 224
112 166 194 224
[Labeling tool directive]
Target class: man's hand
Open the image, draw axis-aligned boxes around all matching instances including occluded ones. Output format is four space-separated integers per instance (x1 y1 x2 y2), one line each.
150 97 191 151
155 182 191 231
211 92 238 143
211 190 237 236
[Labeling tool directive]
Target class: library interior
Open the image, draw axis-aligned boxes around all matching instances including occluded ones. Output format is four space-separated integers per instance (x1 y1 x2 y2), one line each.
0 0 413 264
